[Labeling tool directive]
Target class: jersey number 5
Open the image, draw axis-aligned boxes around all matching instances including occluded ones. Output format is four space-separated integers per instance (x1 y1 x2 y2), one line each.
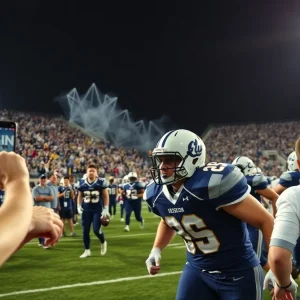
165 215 220 254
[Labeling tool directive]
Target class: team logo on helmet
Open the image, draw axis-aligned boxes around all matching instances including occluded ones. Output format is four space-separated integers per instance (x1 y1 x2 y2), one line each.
187 139 202 158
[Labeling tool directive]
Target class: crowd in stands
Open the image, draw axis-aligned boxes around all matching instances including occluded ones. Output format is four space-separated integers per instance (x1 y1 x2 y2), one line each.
0 110 151 182
204 122 300 177
1 109 299 181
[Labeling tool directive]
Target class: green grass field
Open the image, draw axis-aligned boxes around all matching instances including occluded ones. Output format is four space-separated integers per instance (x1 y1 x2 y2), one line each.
0 204 298 299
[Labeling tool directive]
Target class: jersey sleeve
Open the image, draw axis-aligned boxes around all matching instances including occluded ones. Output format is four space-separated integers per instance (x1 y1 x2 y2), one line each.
252 174 268 190
77 180 84 191
278 172 293 188
143 182 161 217
101 179 108 189
270 187 300 252
208 165 251 210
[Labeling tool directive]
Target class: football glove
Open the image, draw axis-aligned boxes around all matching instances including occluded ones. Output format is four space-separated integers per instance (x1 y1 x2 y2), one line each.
264 269 298 299
101 206 110 218
145 247 161 275
77 205 83 215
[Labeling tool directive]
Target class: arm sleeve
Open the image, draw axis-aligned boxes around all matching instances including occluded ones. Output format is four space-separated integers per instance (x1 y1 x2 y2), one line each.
270 188 300 252
208 166 251 210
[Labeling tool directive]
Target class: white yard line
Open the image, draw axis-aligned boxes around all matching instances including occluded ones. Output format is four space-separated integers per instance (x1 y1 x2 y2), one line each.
0 271 182 298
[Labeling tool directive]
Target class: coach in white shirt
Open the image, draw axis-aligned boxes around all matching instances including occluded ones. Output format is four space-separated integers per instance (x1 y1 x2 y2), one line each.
264 138 300 299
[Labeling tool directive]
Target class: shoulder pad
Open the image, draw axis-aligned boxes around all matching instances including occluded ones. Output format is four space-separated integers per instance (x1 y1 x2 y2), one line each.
143 181 161 201
252 174 268 187
208 164 244 199
280 172 293 182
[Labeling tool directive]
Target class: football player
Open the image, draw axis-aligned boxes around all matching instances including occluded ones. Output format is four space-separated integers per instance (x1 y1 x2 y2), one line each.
232 156 279 271
264 142 300 299
58 176 76 237
77 164 110 258
272 150 300 277
122 172 145 232
144 129 274 300
118 175 129 222
107 176 118 219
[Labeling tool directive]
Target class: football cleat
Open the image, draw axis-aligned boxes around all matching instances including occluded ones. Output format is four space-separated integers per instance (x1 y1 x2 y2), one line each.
101 241 107 256
80 250 91 258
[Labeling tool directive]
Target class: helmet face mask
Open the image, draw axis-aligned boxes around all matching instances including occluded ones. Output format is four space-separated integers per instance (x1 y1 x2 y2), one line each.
150 129 206 186
150 152 187 185
128 172 137 183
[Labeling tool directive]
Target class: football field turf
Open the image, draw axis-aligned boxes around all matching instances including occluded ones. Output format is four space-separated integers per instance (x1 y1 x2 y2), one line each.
0 204 298 300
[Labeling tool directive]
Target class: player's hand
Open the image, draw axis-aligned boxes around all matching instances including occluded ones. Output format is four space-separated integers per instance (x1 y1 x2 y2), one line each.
19 206 63 248
119 200 124 205
0 152 29 189
264 269 298 300
145 247 161 275
77 205 83 215
101 206 110 218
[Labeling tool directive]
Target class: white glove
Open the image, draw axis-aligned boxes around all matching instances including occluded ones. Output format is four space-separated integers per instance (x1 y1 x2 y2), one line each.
77 205 83 215
101 206 110 218
264 269 298 299
119 200 124 205
145 247 161 275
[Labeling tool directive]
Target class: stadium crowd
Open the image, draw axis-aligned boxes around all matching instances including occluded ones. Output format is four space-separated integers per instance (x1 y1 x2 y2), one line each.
0 110 150 182
204 122 300 177
1 109 298 181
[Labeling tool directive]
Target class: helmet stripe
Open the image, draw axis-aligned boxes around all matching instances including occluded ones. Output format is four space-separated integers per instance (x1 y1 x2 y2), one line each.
161 130 175 147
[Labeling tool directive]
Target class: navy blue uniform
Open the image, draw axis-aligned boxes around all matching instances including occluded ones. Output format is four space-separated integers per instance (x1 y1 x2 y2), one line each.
107 184 118 216
118 183 125 219
78 178 108 249
278 171 300 269
58 186 73 219
0 190 4 206
245 174 269 268
123 181 145 226
145 163 263 300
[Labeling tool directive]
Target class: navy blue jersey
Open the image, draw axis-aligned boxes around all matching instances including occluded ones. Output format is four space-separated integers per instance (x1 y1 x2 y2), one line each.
58 186 73 210
123 181 145 200
144 162 258 272
78 178 108 211
245 174 268 202
278 171 300 188
107 184 118 202
0 190 4 206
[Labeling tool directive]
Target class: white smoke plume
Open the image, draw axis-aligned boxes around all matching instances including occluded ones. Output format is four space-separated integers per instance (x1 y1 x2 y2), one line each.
57 83 175 153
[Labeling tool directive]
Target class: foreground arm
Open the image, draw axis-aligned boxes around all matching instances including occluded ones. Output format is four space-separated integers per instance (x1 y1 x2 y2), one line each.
0 153 33 267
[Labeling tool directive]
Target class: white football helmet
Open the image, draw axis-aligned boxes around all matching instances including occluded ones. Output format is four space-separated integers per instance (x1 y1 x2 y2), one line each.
150 129 206 185
122 175 129 184
250 166 262 175
232 156 255 176
128 172 137 183
287 151 299 171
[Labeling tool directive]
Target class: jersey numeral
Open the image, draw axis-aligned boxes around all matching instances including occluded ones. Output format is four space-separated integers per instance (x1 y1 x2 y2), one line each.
107 187 116 195
83 190 100 203
203 162 226 172
126 189 137 197
65 189 71 199
165 215 220 254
